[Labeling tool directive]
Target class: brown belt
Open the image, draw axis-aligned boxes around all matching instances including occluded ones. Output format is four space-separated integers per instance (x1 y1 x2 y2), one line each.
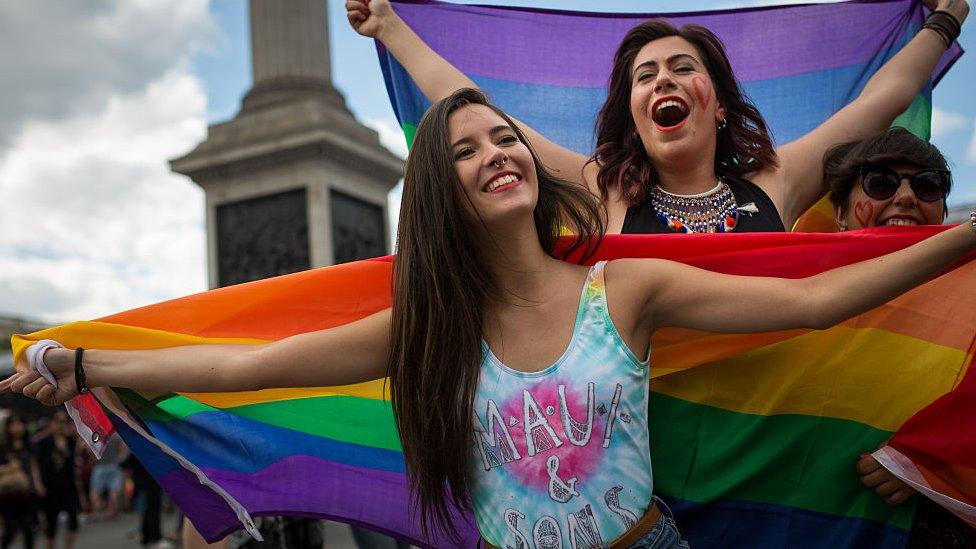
483 501 662 549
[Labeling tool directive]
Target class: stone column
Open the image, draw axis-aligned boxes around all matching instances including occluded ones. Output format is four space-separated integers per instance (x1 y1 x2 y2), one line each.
171 0 402 288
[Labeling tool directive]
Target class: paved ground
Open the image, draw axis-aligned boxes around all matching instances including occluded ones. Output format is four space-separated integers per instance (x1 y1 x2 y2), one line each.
52 512 361 549
5 512 395 549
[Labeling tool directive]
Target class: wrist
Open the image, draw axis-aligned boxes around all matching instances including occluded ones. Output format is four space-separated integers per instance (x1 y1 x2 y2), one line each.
936 0 969 25
375 13 405 43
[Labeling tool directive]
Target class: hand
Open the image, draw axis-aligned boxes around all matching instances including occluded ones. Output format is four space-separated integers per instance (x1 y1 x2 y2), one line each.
346 0 396 39
0 346 78 406
857 453 916 505
924 0 969 24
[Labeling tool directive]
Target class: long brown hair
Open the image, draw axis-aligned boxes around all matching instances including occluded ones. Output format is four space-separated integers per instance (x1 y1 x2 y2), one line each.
591 19 778 204
389 88 604 540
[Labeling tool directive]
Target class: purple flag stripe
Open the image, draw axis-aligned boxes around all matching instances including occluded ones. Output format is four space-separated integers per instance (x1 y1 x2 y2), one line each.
177 455 481 547
392 0 928 87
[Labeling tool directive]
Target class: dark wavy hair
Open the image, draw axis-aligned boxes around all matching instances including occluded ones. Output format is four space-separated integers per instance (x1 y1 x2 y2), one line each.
825 127 951 217
388 88 604 541
590 19 778 204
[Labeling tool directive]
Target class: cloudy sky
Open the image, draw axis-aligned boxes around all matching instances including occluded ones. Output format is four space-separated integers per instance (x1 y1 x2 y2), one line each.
1 0 974 323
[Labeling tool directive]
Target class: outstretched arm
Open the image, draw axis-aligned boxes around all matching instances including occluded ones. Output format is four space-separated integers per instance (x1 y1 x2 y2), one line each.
348 0 591 185
772 0 968 227
0 308 392 406
611 222 975 335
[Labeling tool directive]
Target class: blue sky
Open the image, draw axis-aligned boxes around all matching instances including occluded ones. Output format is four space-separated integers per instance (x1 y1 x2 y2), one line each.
0 0 972 322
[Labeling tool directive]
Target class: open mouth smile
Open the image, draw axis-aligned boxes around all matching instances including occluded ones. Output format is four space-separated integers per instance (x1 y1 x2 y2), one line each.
651 96 690 130
880 216 920 227
482 171 522 193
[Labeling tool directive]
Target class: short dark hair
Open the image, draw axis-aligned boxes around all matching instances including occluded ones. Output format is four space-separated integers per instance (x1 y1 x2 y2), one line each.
825 127 951 215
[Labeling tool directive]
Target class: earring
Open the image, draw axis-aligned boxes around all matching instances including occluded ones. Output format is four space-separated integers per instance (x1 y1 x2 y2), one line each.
717 119 728 131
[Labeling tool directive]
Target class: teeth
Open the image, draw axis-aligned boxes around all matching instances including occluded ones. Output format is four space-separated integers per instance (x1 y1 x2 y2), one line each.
656 100 685 113
485 174 519 192
885 218 918 226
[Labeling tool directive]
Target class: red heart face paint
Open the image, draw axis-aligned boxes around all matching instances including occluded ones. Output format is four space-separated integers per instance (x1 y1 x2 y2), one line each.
853 199 875 228
691 76 711 110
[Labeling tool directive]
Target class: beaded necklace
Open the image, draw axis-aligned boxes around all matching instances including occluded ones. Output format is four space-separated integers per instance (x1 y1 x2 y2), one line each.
650 179 739 233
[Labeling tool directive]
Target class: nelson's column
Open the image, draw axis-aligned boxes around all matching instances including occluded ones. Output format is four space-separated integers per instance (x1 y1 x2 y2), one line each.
170 0 403 288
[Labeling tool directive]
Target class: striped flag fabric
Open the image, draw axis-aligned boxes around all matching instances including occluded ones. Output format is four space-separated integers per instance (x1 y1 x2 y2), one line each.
376 0 962 231
10 228 976 547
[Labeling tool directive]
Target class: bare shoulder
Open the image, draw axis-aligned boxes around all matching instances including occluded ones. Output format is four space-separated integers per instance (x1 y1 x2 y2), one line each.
604 258 669 293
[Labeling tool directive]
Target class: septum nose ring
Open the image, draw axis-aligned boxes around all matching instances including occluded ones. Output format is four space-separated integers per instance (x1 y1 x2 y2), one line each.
491 157 508 169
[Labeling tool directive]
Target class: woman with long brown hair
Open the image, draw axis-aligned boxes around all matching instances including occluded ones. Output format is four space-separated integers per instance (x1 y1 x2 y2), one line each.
347 0 968 234
3 89 976 548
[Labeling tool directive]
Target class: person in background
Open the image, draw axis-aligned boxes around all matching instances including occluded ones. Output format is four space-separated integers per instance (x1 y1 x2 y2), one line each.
87 434 127 521
0 414 42 549
34 411 81 549
825 126 974 548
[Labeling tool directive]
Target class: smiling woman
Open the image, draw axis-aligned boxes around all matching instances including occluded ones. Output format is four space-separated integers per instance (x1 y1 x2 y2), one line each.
347 0 968 235
826 127 952 230
5 89 976 549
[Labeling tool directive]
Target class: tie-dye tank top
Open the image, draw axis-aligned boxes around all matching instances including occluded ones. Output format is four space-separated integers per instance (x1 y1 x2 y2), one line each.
471 261 653 549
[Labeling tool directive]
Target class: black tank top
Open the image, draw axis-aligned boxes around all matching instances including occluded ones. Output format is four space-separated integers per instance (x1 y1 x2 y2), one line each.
621 174 786 234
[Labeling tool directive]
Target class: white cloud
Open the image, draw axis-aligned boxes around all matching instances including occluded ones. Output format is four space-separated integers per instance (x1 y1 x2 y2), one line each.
932 106 968 139
0 1 214 147
0 69 209 322
365 117 409 160
0 1 214 323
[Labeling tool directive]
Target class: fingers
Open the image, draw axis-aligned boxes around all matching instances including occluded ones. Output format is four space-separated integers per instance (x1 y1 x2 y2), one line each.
856 454 882 475
22 376 53 400
884 486 917 506
8 371 42 393
36 384 58 407
346 0 368 16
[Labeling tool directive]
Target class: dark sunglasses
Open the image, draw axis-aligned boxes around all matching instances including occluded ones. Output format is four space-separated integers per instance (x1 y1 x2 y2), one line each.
860 166 950 203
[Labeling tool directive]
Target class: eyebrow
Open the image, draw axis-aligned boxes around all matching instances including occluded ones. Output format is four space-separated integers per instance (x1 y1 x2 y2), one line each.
632 53 700 77
451 124 513 149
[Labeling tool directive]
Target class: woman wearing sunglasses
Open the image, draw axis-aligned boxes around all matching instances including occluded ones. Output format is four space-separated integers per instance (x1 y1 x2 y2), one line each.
827 127 951 230
825 126 974 547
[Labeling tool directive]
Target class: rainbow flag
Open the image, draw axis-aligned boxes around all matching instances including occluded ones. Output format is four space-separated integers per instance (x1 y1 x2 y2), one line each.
10 229 976 547
377 0 962 232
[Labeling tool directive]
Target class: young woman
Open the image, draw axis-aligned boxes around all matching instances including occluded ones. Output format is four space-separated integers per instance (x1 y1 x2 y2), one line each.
3 90 976 548
347 0 968 234
827 127 951 231
825 128 976 548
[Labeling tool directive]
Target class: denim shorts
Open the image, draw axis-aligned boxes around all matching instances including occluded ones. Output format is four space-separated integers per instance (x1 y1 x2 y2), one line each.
89 463 124 493
627 497 691 549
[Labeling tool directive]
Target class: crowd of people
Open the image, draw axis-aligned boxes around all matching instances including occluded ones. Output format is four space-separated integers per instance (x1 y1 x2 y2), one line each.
0 412 177 549
1 0 974 547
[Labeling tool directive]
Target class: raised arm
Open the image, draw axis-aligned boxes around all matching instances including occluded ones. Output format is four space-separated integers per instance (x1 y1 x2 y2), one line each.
770 0 968 227
0 308 392 406
347 0 591 185
611 222 975 335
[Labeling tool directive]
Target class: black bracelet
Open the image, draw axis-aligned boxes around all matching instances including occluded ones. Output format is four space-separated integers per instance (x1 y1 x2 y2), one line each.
932 10 962 33
75 347 89 395
925 11 961 48
924 22 953 48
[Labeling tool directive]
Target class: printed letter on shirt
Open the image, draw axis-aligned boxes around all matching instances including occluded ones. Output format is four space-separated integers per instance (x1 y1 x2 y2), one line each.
475 399 522 470
523 389 564 457
559 383 595 446
503 508 530 549
532 515 563 549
